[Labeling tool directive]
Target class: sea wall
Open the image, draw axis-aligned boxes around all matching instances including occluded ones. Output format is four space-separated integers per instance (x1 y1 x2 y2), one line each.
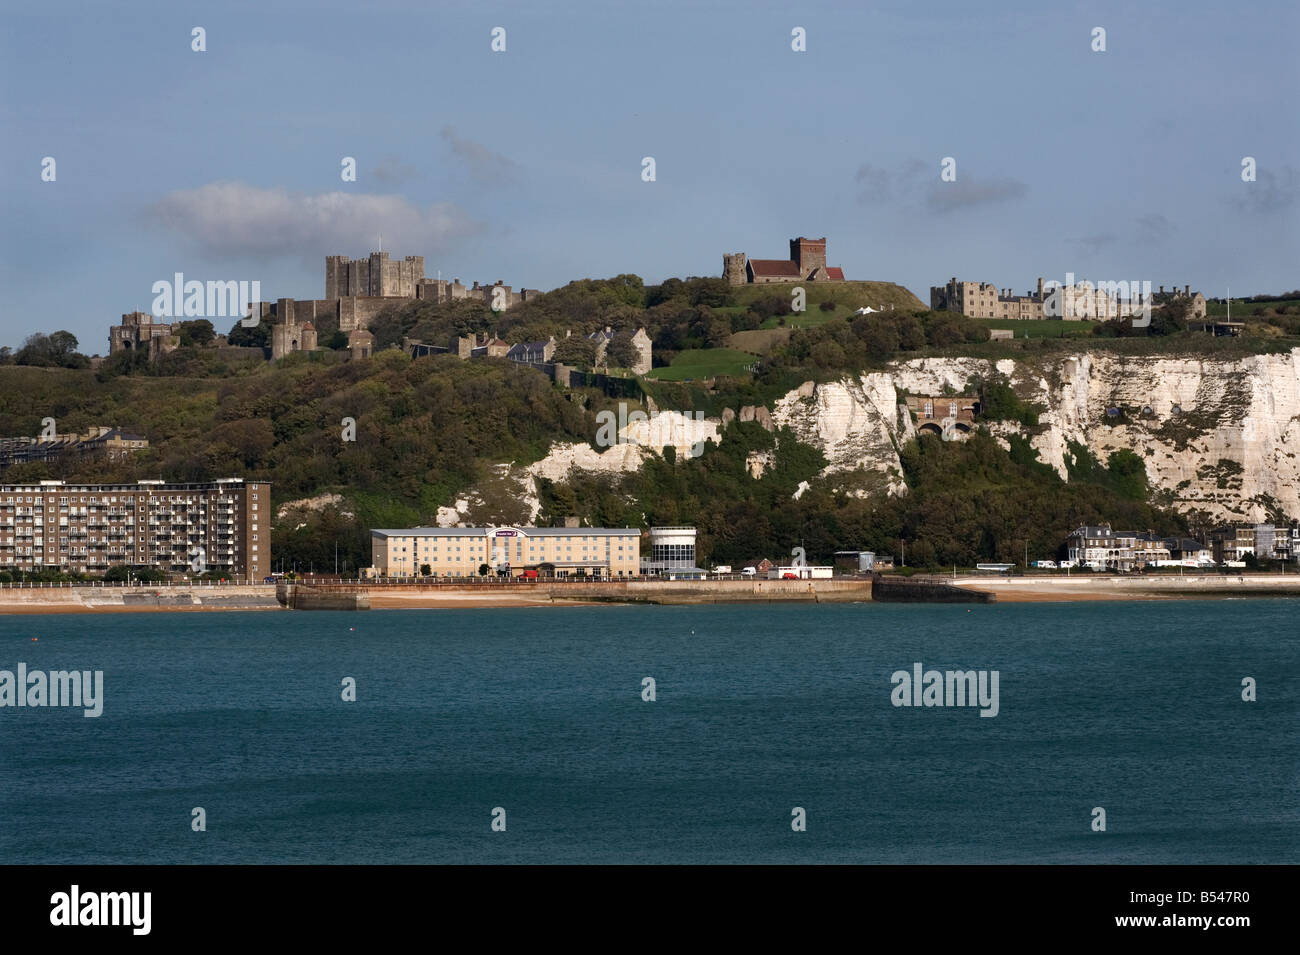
0 584 281 614
871 575 995 603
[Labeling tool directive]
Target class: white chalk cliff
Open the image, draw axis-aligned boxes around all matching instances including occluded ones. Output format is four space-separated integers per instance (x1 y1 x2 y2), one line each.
451 351 1299 524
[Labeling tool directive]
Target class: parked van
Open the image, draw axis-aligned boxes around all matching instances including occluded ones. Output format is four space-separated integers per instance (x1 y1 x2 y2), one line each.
741 566 757 577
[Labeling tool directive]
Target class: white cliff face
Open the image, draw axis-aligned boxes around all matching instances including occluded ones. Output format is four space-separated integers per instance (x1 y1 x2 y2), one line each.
440 412 723 525
769 349 1300 522
1022 350 1300 520
451 351 1300 525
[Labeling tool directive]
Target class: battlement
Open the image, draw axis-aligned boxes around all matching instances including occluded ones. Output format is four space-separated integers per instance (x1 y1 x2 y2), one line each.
325 251 425 299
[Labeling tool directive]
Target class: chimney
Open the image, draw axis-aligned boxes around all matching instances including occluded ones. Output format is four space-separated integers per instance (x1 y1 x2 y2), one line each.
1159 285 1164 294
1037 277 1044 298
1185 284 1190 296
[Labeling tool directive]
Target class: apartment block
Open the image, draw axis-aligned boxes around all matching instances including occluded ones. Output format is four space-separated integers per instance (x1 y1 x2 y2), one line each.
370 526 641 578
0 478 269 580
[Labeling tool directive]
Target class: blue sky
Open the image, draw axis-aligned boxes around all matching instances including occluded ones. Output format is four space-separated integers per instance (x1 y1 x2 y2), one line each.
1 0 1296 352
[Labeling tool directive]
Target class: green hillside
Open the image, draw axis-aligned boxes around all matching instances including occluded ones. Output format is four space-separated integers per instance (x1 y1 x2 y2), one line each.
2 273 1284 578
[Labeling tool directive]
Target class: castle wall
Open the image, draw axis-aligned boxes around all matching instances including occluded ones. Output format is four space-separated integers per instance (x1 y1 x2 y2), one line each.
338 296 399 333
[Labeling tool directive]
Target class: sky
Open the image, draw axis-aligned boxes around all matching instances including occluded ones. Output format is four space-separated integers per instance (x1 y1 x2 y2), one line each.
1 0 1296 353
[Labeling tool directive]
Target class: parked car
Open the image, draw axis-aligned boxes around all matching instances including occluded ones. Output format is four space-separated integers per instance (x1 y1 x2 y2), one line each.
741 567 757 577
782 572 797 579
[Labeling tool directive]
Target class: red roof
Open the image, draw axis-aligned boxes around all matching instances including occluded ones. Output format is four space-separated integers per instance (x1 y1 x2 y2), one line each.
747 259 802 278
825 267 845 281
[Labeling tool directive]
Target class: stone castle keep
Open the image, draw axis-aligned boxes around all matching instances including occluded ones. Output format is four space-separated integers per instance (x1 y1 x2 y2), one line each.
264 252 540 358
110 252 540 360
724 237 846 285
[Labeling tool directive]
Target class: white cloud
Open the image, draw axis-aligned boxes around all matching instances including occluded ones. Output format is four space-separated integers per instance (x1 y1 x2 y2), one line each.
148 182 482 260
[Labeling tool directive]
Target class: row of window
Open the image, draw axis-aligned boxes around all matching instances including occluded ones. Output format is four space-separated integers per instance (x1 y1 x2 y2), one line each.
0 493 257 504
392 534 633 543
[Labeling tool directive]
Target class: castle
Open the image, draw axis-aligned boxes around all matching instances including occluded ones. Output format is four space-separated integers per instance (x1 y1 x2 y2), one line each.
723 237 846 285
109 311 180 360
265 252 540 358
104 251 540 360
931 277 1207 321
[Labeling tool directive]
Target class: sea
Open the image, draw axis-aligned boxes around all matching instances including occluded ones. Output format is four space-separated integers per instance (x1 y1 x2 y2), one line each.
1 601 1296 864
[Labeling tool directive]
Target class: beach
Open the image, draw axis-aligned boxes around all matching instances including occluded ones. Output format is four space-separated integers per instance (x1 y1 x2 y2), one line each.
4 574 1300 614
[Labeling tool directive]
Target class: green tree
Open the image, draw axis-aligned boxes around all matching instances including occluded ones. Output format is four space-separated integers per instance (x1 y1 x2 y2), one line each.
608 332 640 369
553 336 598 366
177 320 215 347
227 320 270 348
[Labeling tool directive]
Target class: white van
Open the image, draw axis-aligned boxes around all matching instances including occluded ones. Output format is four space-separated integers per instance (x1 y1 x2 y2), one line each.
741 566 757 577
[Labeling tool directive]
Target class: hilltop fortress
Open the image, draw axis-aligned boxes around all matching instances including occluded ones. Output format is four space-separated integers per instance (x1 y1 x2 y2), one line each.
259 252 540 358
109 252 540 360
724 237 846 285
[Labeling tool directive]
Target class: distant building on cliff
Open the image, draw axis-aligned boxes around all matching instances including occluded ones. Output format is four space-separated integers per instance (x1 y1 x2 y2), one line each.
724 237 846 285
931 277 1207 321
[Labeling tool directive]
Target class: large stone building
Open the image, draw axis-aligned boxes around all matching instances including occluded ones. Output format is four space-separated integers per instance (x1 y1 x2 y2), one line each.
586 327 653 375
370 525 641 579
109 312 179 358
0 478 269 580
259 258 542 359
931 278 1207 322
724 237 846 285
325 253 426 299
118 251 543 362
1066 524 1137 571
271 316 317 359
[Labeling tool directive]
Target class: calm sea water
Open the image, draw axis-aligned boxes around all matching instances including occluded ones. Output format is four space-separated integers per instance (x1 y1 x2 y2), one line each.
1 601 1296 864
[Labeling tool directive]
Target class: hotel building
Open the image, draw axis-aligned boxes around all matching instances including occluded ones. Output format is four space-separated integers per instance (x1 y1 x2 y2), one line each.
370 525 642 578
0 478 270 580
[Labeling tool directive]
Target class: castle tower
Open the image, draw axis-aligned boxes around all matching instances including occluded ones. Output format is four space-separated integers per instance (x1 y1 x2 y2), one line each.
723 253 748 286
325 256 346 299
368 251 391 295
790 237 827 278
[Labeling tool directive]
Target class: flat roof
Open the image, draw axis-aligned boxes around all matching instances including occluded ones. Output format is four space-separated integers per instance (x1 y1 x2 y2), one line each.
0 479 267 492
373 526 639 538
